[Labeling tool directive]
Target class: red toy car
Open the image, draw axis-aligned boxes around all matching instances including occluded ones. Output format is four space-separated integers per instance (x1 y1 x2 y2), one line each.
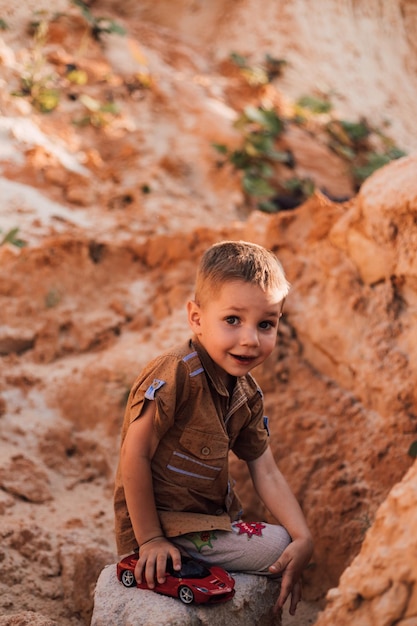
117 553 235 605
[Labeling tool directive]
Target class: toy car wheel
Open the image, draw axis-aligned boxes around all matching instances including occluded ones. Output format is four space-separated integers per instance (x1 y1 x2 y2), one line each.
120 569 136 587
178 585 194 604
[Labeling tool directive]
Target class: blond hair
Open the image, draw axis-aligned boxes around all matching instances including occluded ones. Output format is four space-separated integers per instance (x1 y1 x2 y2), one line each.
195 240 290 305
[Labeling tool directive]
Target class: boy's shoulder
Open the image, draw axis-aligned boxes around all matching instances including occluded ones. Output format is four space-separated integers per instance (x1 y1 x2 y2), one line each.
137 339 201 381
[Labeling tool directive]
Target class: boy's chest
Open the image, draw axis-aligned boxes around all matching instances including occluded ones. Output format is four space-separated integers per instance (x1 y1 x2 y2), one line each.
180 377 254 445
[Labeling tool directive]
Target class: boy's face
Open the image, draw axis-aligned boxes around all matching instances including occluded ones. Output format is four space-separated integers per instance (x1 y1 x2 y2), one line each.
188 280 284 381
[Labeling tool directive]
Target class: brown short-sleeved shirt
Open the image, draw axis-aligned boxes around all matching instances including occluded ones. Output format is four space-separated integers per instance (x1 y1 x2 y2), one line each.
114 337 269 555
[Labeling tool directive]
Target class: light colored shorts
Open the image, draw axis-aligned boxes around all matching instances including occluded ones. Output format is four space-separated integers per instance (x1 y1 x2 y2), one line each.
171 521 291 575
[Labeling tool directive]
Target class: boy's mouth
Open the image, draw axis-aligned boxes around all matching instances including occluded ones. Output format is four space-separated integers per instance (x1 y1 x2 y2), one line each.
230 353 256 364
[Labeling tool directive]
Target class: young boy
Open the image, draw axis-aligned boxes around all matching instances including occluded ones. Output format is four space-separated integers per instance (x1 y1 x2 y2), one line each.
114 240 313 615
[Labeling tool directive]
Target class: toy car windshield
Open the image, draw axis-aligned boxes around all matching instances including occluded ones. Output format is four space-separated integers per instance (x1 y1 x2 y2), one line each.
167 557 211 579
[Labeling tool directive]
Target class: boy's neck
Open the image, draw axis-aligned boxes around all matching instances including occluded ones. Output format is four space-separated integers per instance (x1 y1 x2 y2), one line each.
210 359 236 396
226 374 237 396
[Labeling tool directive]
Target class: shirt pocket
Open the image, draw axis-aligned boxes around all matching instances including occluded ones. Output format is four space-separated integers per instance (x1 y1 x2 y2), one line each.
166 428 229 490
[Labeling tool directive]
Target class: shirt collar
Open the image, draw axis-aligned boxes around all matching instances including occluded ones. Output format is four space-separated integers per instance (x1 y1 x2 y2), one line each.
191 337 229 396
191 336 251 403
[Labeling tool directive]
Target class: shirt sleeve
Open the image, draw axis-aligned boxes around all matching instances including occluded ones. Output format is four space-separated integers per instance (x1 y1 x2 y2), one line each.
126 352 191 440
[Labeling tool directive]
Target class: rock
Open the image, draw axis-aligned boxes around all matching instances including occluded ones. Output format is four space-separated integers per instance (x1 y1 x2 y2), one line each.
91 563 282 626
0 325 35 355
314 461 417 625
0 455 52 503
330 153 417 285
0 612 56 626
60 544 116 625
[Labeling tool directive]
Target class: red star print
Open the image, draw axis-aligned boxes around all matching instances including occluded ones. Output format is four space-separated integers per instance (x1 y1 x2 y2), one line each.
234 521 266 538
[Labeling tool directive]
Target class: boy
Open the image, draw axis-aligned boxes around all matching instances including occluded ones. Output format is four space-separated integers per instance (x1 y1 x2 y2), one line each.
114 240 313 615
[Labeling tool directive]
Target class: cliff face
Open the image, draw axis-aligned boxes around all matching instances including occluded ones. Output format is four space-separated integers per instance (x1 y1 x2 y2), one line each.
314 461 417 626
0 1 416 625
108 0 417 151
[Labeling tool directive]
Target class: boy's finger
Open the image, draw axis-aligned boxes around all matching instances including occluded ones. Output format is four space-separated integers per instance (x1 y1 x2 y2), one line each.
134 558 144 584
289 580 302 615
269 551 290 574
274 578 291 615
156 554 168 584
277 578 291 609
171 549 182 572
144 557 158 588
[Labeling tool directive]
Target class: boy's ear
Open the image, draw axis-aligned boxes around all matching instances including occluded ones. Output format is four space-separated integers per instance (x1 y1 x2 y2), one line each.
187 300 202 334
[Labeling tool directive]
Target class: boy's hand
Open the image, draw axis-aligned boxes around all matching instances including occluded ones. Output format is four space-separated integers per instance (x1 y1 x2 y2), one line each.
268 536 313 615
135 537 182 589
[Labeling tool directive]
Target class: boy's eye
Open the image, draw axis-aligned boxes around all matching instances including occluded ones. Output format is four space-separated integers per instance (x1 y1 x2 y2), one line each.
259 320 275 330
225 316 239 325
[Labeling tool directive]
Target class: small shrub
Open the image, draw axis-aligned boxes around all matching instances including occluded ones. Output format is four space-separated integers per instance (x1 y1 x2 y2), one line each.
66 66 89 86
229 52 287 85
214 63 408 209
296 94 333 115
71 0 126 40
214 105 298 211
326 118 407 188
326 119 370 151
73 94 119 128
353 152 397 184
12 18 60 113
283 177 315 198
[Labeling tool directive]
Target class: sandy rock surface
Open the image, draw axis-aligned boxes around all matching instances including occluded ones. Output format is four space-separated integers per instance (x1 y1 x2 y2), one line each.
92 566 283 626
1 1 417 625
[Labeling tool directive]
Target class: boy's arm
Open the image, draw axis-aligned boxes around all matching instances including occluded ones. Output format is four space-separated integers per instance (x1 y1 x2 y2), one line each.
120 400 181 587
248 446 313 615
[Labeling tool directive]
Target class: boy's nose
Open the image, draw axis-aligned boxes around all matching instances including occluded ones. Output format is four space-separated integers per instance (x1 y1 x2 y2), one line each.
240 327 260 346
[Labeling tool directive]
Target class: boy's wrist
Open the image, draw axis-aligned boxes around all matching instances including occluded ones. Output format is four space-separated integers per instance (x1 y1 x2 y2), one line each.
139 534 165 549
292 532 313 544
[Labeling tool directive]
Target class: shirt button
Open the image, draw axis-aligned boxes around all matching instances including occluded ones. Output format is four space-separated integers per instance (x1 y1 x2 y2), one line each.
201 446 210 456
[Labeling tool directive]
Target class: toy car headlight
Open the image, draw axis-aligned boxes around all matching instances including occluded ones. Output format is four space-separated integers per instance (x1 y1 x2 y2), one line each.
194 586 209 593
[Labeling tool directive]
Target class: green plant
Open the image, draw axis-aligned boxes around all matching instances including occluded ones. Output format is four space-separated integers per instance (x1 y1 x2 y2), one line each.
215 73 407 209
325 118 407 187
292 91 407 188
283 177 315 197
326 119 371 155
0 227 27 248
352 151 400 184
264 53 288 81
12 18 60 112
229 52 287 85
72 0 126 40
213 105 313 212
296 94 333 115
73 94 119 127
66 65 88 86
